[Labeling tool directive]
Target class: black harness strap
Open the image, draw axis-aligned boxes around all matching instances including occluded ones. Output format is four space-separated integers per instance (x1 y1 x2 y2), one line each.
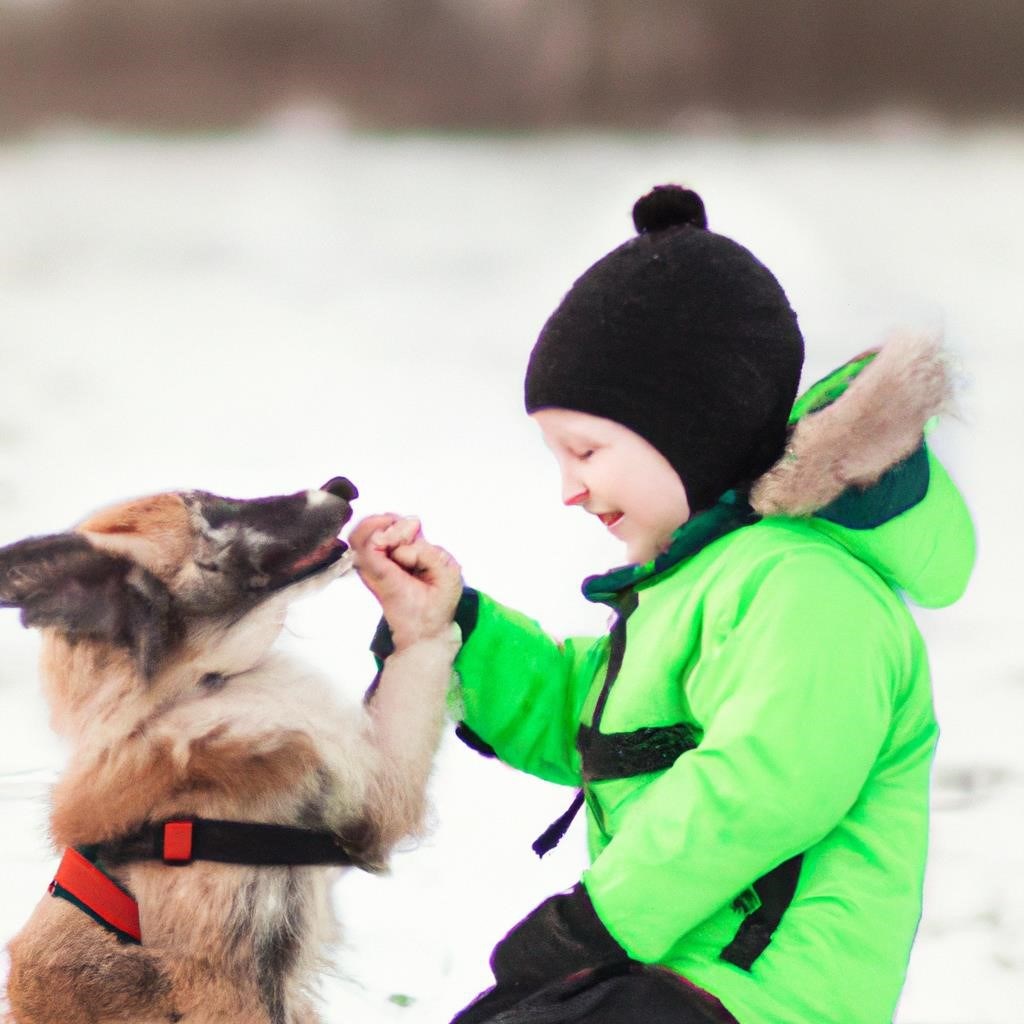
94 818 370 870
531 791 586 858
533 721 700 857
720 854 804 971
588 592 639 731
578 722 700 781
48 818 372 947
532 594 639 858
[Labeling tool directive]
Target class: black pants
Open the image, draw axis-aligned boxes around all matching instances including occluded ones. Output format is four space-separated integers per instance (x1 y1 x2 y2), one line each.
450 963 740 1024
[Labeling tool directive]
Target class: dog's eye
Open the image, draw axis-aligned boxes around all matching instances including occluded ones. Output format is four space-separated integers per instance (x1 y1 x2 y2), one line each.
195 561 222 574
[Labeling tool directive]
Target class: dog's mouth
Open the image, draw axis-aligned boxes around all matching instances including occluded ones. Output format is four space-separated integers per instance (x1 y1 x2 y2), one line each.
268 533 350 591
269 476 358 586
283 536 349 578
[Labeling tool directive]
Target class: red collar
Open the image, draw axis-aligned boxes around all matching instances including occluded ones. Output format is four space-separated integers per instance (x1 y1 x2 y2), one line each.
50 847 141 944
49 817 367 944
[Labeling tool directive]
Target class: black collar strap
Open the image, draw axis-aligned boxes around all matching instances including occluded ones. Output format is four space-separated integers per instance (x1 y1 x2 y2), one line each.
90 818 373 871
48 819 370 947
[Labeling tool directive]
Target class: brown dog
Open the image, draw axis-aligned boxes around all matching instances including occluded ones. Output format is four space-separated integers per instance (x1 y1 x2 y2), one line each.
0 479 459 1024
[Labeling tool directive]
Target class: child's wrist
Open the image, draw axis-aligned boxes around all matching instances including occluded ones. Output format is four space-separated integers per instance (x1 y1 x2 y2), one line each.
390 620 461 653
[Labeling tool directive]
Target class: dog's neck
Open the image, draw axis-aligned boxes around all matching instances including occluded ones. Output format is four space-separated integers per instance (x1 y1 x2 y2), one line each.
38 628 277 745
39 634 140 739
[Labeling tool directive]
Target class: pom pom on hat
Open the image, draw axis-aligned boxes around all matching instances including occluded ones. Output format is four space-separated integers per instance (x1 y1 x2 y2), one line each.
632 185 708 234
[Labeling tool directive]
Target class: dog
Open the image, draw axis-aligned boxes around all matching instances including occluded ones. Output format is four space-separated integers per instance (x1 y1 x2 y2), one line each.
0 478 459 1024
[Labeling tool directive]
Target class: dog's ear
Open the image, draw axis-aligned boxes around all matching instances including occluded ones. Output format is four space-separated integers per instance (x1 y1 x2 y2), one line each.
0 533 183 678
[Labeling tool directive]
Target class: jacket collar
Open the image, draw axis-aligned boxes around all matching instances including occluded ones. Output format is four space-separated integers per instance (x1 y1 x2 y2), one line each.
750 334 950 518
582 490 758 607
582 335 953 608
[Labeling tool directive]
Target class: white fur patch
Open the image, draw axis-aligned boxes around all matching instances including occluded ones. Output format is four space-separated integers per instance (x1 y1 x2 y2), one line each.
304 489 334 508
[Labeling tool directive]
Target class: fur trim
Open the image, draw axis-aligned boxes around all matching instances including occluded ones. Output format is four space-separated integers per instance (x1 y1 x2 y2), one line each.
750 333 954 518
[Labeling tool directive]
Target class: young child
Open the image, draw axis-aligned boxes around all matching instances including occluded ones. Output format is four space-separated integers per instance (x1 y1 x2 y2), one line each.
350 185 975 1024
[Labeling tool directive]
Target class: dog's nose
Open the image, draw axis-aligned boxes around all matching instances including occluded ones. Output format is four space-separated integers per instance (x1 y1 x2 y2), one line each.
321 477 358 503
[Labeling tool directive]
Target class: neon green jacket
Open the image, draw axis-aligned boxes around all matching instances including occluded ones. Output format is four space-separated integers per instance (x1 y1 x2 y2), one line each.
452 345 975 1024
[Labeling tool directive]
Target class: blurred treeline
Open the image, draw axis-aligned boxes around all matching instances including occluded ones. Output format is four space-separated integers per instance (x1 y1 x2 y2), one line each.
1 0 1022 133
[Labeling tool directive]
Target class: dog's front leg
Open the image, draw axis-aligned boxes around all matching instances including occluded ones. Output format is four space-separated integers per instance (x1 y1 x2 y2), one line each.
357 625 461 859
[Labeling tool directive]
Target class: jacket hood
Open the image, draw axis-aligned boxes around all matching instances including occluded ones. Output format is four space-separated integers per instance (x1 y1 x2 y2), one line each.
750 333 975 608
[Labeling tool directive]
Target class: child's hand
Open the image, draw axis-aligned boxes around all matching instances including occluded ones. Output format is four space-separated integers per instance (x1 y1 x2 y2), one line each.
349 514 463 651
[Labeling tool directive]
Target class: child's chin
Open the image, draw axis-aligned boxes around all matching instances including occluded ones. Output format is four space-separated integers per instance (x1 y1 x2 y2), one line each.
625 530 677 565
625 540 657 564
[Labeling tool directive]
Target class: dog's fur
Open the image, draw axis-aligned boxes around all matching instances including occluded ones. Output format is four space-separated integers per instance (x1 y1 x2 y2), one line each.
750 333 954 517
0 481 458 1024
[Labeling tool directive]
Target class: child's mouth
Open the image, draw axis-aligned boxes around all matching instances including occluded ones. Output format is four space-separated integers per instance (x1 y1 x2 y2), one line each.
597 511 624 529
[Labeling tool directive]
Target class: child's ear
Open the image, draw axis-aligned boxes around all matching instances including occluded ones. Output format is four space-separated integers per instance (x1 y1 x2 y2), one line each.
0 533 181 677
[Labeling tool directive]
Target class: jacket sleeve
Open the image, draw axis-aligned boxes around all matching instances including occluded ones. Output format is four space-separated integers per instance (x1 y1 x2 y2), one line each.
452 588 604 786
582 549 907 963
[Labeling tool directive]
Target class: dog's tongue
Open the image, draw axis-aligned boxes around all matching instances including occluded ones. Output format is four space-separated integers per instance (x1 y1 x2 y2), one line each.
287 538 346 574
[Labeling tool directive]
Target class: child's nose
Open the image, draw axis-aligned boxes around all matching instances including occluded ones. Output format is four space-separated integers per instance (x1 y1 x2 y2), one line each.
563 486 589 506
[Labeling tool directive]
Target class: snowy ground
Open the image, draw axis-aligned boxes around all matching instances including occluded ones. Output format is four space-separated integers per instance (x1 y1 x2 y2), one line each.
0 125 1021 1022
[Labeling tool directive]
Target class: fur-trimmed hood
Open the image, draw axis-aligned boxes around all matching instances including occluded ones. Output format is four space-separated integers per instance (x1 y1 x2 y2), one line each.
749 334 975 609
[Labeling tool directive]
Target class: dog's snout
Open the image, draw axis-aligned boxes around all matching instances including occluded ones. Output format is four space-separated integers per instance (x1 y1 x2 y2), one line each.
321 477 358 503
254 541 293 578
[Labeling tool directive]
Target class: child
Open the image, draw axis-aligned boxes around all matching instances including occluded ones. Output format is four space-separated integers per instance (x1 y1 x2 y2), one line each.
350 185 975 1024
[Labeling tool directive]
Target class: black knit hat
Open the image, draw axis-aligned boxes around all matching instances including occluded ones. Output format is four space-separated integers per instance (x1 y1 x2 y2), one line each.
524 185 805 512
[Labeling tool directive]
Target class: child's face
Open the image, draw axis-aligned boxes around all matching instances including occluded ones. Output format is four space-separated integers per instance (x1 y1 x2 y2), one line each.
532 408 691 564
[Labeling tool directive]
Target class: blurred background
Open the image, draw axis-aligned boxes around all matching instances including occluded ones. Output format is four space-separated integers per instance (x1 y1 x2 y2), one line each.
1 0 1023 132
1 3 1022 1023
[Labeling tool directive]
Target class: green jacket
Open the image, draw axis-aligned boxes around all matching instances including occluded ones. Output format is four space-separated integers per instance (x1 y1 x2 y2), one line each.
452 345 975 1024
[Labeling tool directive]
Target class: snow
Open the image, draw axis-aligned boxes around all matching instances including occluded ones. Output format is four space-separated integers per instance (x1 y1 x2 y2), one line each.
0 125 1021 1021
